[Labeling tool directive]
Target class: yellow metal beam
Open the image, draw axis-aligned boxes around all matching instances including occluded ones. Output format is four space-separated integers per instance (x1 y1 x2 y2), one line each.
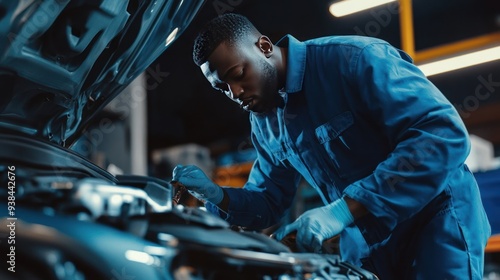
414 32 500 63
398 0 415 58
398 0 500 66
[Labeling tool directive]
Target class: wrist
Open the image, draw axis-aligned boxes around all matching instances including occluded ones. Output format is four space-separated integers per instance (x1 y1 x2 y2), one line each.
216 188 229 211
343 196 368 220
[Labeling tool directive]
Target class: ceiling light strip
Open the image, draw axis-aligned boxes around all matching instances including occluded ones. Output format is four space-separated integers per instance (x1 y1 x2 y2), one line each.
329 0 397 17
418 46 500 77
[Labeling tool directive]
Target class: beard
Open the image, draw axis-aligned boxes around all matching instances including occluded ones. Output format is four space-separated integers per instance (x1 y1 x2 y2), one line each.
251 58 281 113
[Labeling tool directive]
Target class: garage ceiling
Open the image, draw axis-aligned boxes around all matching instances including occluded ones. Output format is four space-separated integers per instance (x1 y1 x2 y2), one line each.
147 0 500 155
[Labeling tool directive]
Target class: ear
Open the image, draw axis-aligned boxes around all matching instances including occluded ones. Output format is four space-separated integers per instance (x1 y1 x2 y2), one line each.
257 36 273 58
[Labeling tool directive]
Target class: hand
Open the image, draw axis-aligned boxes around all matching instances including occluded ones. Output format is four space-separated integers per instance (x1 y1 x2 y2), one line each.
172 165 224 204
274 198 354 253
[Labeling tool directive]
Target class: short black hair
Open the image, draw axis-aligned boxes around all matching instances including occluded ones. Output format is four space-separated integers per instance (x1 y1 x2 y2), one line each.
193 13 257 66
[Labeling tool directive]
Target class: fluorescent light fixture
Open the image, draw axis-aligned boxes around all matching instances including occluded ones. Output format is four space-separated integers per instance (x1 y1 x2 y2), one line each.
418 46 500 76
329 0 396 17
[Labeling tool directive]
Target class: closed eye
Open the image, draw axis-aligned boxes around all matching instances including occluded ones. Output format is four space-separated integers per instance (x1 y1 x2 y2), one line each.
233 69 244 80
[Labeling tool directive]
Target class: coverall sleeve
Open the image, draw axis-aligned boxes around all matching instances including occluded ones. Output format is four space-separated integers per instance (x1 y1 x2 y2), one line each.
342 43 470 231
206 128 301 229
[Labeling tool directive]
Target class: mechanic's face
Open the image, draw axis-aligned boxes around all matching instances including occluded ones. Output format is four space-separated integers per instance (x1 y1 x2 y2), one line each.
200 37 280 113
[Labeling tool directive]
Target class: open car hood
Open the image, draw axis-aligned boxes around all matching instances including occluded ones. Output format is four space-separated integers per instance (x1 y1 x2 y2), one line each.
0 0 204 147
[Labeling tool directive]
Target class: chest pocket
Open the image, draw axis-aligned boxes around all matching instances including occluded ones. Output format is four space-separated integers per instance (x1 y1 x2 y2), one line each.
315 111 375 180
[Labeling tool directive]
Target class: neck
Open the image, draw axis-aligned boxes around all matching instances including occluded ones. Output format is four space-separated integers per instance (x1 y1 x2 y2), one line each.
273 45 287 89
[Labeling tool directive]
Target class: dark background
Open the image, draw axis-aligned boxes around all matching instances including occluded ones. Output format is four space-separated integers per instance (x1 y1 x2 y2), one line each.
147 0 500 156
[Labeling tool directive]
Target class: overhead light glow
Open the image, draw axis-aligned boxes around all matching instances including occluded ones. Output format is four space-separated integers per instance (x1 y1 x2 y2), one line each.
418 46 500 77
329 0 396 17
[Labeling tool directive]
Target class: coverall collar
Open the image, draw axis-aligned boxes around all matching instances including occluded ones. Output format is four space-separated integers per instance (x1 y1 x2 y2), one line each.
276 34 306 94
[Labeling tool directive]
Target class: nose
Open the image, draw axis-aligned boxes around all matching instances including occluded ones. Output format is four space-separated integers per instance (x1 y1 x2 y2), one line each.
228 83 244 100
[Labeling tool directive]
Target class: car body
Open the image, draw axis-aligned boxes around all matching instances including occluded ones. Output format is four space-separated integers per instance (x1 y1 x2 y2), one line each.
0 1 377 279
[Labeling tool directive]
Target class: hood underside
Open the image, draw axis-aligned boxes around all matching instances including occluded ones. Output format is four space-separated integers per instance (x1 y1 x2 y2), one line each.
0 0 204 147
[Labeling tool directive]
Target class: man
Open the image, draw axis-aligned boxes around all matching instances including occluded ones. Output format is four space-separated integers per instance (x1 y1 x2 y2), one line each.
172 13 491 279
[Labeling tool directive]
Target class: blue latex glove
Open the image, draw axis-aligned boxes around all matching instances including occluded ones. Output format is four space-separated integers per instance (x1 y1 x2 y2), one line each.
172 164 224 204
274 198 354 253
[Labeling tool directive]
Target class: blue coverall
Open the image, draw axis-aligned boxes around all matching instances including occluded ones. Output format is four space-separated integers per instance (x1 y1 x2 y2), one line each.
206 34 491 279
